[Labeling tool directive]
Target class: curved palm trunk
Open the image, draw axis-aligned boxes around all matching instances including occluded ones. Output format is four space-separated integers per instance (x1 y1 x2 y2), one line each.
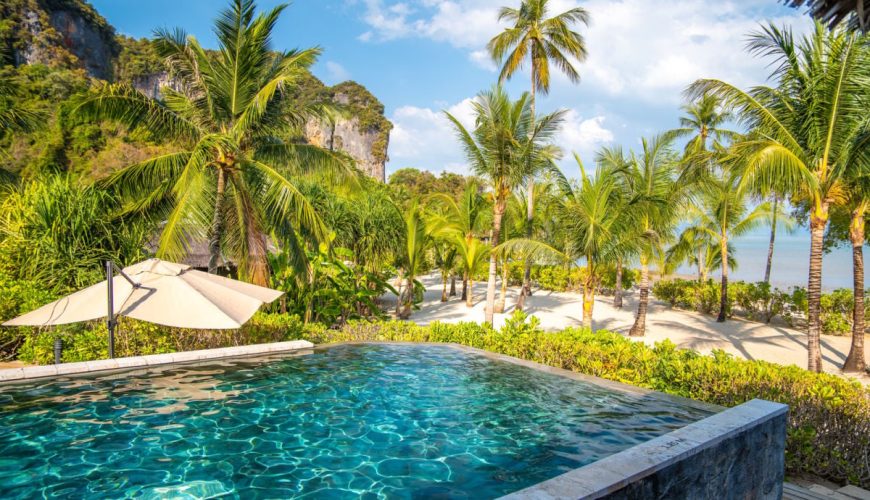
496 258 508 313
717 237 728 322
807 206 828 373
764 196 779 284
466 275 474 308
449 274 457 297
844 208 866 373
485 201 506 324
629 260 649 337
613 258 624 309
519 66 538 310
441 273 448 302
461 272 468 301
394 272 403 318
399 277 413 319
207 168 226 275
520 181 535 309
582 257 595 326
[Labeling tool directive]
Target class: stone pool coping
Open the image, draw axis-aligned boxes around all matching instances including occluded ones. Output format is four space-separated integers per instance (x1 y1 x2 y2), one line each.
0 340 314 382
501 398 788 499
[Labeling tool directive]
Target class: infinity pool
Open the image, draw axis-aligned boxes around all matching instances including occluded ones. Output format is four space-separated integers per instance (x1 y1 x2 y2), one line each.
0 344 715 498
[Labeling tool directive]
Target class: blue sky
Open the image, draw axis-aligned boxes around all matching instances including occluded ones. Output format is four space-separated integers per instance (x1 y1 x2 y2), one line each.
92 0 813 180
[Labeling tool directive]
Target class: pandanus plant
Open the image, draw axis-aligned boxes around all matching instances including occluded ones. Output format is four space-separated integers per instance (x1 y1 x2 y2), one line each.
71 0 355 286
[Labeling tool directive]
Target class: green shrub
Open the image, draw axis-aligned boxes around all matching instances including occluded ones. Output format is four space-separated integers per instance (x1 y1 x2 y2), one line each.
16 312 310 364
307 316 870 489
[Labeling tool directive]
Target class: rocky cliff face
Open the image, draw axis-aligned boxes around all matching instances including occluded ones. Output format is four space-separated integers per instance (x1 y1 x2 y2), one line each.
304 115 388 183
5 0 392 183
12 0 118 80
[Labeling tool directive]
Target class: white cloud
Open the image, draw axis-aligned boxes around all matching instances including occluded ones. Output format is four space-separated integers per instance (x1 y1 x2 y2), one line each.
324 61 350 82
387 98 476 174
468 49 496 71
356 0 813 103
387 99 613 178
557 111 614 164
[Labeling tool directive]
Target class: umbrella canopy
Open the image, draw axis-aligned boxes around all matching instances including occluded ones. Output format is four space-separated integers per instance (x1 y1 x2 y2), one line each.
3 259 283 329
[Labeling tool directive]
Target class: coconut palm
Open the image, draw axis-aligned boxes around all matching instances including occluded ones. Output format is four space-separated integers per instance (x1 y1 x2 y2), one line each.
618 135 681 337
488 0 589 305
691 23 870 371
427 181 491 300
395 199 431 318
840 171 870 373
446 86 564 324
761 195 796 284
595 146 637 309
560 154 625 324
71 0 354 286
685 170 771 322
455 236 490 308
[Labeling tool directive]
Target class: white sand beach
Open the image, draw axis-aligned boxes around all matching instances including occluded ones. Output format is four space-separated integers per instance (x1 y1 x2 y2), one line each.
403 275 869 383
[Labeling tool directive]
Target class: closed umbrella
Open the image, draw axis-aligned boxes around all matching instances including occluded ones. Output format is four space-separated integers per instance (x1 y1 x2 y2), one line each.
3 258 283 358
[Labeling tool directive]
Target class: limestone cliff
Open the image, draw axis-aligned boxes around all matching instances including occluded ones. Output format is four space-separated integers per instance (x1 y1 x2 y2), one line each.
302 82 391 183
2 0 392 182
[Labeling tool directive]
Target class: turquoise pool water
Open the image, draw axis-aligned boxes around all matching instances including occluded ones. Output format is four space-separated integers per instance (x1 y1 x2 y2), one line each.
0 344 714 498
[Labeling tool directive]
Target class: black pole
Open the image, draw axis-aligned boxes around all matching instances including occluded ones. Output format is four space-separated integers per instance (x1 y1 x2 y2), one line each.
106 260 115 359
53 337 62 365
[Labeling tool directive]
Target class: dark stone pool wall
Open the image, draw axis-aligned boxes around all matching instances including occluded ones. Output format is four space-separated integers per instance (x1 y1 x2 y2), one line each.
503 399 788 500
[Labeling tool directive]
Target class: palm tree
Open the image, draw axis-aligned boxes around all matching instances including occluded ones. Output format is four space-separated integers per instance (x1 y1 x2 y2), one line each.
396 199 431 318
427 181 490 300
691 23 870 371
685 170 771 322
0 74 41 182
455 236 490 307
595 146 636 309
446 86 563 324
840 172 870 373
618 135 680 337
72 0 354 286
561 154 624 324
488 0 589 306
761 195 796 284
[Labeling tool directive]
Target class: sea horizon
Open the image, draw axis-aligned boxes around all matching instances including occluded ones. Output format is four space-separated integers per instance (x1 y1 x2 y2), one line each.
675 224 867 291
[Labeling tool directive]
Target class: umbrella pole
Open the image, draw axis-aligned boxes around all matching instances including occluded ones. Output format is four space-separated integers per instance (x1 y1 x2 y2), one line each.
106 260 115 359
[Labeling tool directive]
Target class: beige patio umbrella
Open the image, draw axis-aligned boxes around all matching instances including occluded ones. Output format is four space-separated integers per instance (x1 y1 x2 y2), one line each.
3 258 283 358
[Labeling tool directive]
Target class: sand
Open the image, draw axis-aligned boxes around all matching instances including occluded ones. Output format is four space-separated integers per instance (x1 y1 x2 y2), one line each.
401 274 869 384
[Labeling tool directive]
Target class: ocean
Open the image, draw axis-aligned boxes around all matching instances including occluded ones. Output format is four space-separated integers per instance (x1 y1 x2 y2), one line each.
675 225 868 291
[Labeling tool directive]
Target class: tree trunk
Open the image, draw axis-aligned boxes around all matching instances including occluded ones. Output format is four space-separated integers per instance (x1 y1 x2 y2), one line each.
449 274 456 297
717 237 728 322
629 260 649 337
764 196 779 284
207 168 226 275
394 273 403 318
461 273 468 301
807 204 828 373
844 208 866 373
520 180 535 306
583 257 594 326
697 247 704 282
441 273 448 302
485 201 505 324
400 277 413 319
613 258 623 309
519 65 538 310
466 276 474 308
496 258 508 313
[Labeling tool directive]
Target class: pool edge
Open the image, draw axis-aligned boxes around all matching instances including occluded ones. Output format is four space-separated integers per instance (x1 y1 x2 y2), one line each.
0 340 315 382
500 398 788 500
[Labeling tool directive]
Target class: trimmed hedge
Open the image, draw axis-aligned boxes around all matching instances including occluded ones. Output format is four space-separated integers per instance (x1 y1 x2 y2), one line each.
305 314 870 489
